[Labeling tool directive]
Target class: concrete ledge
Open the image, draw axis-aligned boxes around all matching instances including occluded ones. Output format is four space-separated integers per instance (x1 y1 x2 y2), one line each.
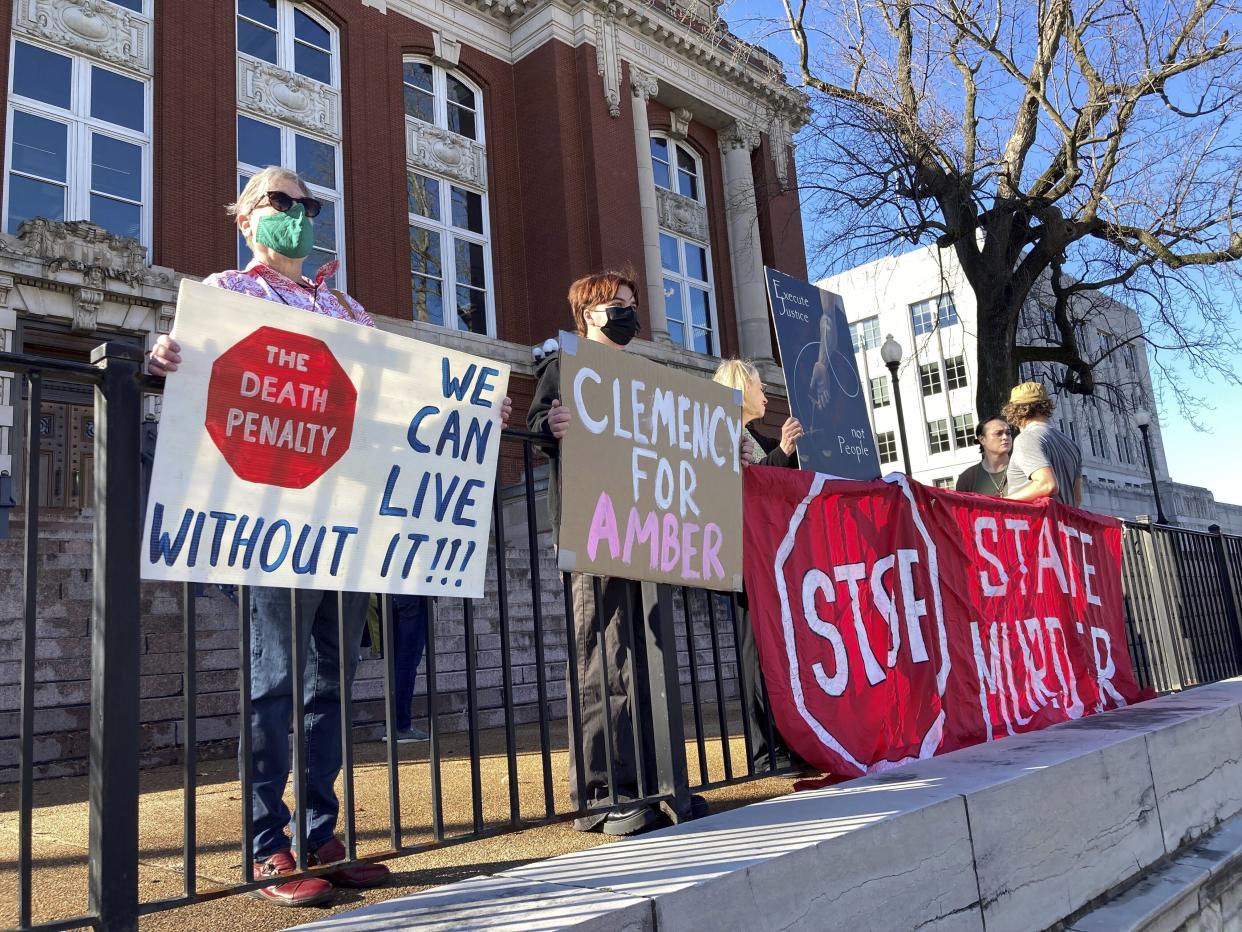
287 680 1242 932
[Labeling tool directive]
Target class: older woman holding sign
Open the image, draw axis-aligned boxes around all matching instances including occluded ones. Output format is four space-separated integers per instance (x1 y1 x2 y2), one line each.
150 167 511 908
712 359 811 775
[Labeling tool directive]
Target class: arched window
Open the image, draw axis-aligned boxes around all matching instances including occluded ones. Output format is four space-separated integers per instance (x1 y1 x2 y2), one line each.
651 133 716 355
4 0 153 245
404 58 493 335
235 1 344 284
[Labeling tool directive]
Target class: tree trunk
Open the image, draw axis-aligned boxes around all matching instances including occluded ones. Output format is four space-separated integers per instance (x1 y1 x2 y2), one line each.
974 294 1019 422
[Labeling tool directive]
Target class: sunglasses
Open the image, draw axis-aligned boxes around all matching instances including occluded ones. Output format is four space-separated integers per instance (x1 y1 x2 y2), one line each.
260 190 322 218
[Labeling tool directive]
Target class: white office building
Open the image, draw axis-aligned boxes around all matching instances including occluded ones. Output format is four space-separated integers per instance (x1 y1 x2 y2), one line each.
820 245 1242 533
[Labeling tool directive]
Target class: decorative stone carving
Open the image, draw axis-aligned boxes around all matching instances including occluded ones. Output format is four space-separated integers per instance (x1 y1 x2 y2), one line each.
14 0 152 74
669 107 693 141
406 121 488 191
157 303 176 335
630 66 659 101
4 219 174 289
237 56 342 138
0 274 14 306
719 120 762 153
596 13 622 117
769 115 793 189
656 188 709 243
72 286 103 334
432 29 462 68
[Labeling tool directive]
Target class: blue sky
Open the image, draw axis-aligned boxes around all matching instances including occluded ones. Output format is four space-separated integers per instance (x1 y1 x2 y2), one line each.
723 1 1242 505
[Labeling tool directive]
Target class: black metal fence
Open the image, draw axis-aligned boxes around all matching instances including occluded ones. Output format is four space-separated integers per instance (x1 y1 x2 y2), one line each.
5 342 1242 931
1 343 786 932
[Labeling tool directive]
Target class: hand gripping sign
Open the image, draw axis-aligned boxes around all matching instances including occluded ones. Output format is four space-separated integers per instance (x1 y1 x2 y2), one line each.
142 280 510 597
742 466 1145 777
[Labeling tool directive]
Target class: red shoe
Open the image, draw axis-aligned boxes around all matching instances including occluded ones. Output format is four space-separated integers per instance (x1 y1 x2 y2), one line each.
251 850 335 907
310 837 391 889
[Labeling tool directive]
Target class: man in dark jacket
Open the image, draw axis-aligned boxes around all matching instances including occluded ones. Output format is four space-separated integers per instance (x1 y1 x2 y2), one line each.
955 416 1012 497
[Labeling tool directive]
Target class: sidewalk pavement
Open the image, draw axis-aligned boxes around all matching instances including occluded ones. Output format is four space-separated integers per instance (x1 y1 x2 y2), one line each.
0 718 799 931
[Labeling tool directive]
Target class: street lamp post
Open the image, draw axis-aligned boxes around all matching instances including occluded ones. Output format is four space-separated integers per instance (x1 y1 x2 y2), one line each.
880 334 914 476
1133 408 1169 525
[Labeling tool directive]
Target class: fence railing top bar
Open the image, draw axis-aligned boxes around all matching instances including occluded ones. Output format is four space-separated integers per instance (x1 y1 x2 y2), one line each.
0 349 104 383
1123 520 1242 542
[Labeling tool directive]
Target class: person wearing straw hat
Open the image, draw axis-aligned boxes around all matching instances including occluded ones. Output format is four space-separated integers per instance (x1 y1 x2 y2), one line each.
1002 381 1083 507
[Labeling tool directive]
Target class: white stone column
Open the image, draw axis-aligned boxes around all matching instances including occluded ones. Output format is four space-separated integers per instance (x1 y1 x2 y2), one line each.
720 121 773 364
630 66 671 344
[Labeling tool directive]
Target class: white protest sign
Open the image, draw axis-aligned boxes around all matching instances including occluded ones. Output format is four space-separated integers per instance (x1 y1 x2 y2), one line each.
141 279 510 597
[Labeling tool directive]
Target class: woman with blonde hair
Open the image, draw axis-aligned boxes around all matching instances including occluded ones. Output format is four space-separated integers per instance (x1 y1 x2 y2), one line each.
148 167 510 907
713 357 810 774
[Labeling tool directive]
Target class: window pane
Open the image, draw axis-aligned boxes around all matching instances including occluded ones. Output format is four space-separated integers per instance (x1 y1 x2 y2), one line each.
663 278 683 323
294 44 331 85
237 115 281 167
410 225 441 278
668 319 685 347
684 243 708 281
691 327 712 355
294 9 331 49
450 187 483 233
238 0 277 27
652 160 671 190
408 173 440 220
660 233 680 272
108 0 144 11
446 75 476 109
91 134 142 201
312 199 336 250
11 112 68 182
12 42 71 109
295 134 335 188
237 19 278 62
90 194 140 239
676 145 696 174
404 85 434 123
90 67 145 131
403 61 433 92
413 275 444 326
650 136 669 162
677 169 698 200
456 285 487 334
688 288 710 327
6 174 65 234
447 103 476 140
454 238 486 289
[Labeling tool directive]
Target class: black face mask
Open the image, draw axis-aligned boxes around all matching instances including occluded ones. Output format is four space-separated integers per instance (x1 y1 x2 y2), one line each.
600 305 640 346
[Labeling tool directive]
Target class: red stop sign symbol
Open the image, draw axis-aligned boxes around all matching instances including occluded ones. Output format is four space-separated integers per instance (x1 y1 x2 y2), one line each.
205 326 357 489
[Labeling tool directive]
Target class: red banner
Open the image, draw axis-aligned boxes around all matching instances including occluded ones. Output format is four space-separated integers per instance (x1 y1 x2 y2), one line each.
742 466 1148 778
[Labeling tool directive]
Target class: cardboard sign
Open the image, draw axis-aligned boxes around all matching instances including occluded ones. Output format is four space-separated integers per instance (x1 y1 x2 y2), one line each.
556 332 744 591
765 268 881 479
141 279 510 597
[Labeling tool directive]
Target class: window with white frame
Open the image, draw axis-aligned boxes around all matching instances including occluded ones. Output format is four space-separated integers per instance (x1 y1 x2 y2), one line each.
919 362 943 397
944 355 968 391
5 34 151 243
952 414 973 449
877 430 897 463
236 1 344 285
652 134 716 355
933 477 955 489
927 418 951 454
850 316 880 352
910 294 959 336
404 59 492 335
870 375 890 409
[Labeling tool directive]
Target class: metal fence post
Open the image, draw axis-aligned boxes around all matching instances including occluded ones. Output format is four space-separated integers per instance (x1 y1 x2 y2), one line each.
641 581 691 822
88 341 144 931
1208 524 1242 673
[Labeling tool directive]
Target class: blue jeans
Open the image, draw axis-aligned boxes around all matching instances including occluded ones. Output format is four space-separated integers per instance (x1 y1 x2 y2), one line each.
392 595 429 731
247 586 369 861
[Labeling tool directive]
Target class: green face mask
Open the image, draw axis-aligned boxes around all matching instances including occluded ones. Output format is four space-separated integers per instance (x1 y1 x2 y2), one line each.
254 202 314 259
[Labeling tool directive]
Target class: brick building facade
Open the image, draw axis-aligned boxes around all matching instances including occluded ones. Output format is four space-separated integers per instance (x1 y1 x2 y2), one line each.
0 0 808 777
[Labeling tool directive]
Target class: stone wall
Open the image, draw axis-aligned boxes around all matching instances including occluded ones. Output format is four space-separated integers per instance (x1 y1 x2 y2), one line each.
0 515 741 782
